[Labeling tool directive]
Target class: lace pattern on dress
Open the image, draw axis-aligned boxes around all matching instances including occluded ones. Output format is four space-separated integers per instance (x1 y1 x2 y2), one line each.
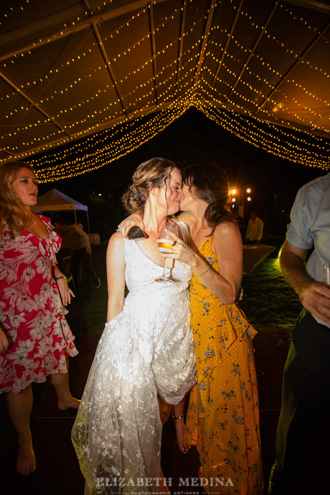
72 234 196 494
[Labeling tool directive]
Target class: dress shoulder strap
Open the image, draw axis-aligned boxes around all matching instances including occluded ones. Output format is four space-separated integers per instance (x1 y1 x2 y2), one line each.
175 220 190 244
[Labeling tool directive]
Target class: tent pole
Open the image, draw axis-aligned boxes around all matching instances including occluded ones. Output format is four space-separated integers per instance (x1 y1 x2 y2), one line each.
87 210 90 234
74 208 77 224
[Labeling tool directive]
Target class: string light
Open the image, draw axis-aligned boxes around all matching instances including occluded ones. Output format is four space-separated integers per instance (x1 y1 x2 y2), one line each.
0 0 329 181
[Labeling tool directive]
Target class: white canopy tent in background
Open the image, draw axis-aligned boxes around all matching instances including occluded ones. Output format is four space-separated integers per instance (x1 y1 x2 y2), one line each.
31 188 90 233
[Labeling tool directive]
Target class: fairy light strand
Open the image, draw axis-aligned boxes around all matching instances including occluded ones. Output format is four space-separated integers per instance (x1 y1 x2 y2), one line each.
0 0 329 180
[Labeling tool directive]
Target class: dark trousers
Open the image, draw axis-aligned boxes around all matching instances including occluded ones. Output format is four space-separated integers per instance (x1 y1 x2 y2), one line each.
71 247 99 287
272 311 330 493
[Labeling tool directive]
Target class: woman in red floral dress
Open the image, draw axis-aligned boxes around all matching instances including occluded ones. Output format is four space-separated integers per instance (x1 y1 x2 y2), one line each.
0 161 79 476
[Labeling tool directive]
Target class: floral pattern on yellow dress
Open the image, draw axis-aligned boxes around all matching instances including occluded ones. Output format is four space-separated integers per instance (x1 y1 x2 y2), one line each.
185 237 263 494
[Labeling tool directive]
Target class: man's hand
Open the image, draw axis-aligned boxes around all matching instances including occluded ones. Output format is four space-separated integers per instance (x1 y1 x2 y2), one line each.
300 281 330 325
280 240 330 325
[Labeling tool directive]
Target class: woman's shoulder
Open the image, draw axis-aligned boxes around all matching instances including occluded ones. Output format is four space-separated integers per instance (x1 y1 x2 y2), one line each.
107 230 125 252
177 211 196 230
36 213 51 223
0 220 21 243
109 230 124 242
106 231 126 268
213 219 240 240
31 213 51 229
1 219 10 237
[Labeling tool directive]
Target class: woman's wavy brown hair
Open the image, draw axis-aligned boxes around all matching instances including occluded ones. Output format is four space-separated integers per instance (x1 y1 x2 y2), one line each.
182 162 234 234
122 157 177 213
0 161 36 239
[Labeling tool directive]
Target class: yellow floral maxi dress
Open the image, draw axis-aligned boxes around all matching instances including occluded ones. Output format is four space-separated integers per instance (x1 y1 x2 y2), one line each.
185 237 263 495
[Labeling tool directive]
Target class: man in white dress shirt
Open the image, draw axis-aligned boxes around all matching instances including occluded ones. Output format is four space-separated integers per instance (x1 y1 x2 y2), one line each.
268 173 330 494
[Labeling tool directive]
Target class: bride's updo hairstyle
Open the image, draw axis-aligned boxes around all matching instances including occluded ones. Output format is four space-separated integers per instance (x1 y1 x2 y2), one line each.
182 162 234 233
122 157 177 213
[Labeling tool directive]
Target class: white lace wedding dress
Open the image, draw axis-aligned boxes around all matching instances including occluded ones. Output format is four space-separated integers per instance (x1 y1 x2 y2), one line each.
72 232 197 494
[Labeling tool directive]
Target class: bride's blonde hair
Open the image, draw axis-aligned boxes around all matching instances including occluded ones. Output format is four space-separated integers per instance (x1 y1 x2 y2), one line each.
122 157 177 213
0 161 36 239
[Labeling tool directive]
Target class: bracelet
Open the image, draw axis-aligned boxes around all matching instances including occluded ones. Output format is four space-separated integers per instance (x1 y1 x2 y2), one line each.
55 276 67 282
197 266 211 277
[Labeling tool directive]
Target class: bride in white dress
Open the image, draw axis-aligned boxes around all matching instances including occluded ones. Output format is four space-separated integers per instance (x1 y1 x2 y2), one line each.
71 158 197 494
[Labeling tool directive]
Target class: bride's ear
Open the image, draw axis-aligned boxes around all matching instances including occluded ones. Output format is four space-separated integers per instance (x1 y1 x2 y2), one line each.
150 186 161 197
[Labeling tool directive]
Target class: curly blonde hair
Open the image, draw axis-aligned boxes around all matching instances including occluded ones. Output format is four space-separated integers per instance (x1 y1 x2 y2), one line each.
0 161 36 239
122 157 177 213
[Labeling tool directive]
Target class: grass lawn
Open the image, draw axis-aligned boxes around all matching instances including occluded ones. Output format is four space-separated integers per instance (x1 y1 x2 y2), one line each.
240 253 301 327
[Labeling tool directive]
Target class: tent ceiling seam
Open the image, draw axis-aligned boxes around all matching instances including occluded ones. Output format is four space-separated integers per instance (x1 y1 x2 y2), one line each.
176 0 187 88
228 0 281 99
255 18 330 115
0 0 168 62
0 71 71 137
193 0 217 87
148 2 158 105
211 0 245 88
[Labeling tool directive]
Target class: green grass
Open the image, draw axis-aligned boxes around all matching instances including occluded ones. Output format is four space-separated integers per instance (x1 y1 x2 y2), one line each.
240 254 301 327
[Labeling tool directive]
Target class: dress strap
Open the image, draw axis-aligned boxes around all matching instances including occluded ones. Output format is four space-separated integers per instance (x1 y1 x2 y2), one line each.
175 220 190 244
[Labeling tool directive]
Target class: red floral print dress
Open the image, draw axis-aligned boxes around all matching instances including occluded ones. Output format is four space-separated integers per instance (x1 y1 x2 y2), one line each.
0 215 78 394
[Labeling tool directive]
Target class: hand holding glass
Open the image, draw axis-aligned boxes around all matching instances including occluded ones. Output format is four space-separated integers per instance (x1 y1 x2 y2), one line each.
155 219 179 282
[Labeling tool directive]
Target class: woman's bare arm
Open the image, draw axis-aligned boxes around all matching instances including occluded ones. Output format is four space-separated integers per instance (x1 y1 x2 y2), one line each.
158 221 242 304
106 232 126 322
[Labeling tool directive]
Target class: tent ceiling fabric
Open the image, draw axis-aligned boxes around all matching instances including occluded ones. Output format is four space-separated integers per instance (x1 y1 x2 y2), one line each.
0 0 329 181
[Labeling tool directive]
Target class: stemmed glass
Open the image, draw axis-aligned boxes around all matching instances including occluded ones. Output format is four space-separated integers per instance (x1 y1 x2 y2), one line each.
155 219 180 282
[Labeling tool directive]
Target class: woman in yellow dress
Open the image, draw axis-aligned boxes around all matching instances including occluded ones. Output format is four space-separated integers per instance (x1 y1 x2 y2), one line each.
158 162 263 494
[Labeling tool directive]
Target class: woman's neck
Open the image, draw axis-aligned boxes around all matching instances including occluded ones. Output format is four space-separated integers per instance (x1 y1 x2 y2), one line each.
188 200 208 229
24 207 35 224
142 203 168 235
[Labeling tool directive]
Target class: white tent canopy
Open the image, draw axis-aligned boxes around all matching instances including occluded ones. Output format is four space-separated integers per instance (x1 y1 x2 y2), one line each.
32 188 89 231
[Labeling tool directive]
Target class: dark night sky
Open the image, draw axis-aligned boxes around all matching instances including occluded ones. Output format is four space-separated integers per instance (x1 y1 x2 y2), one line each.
37 108 328 237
